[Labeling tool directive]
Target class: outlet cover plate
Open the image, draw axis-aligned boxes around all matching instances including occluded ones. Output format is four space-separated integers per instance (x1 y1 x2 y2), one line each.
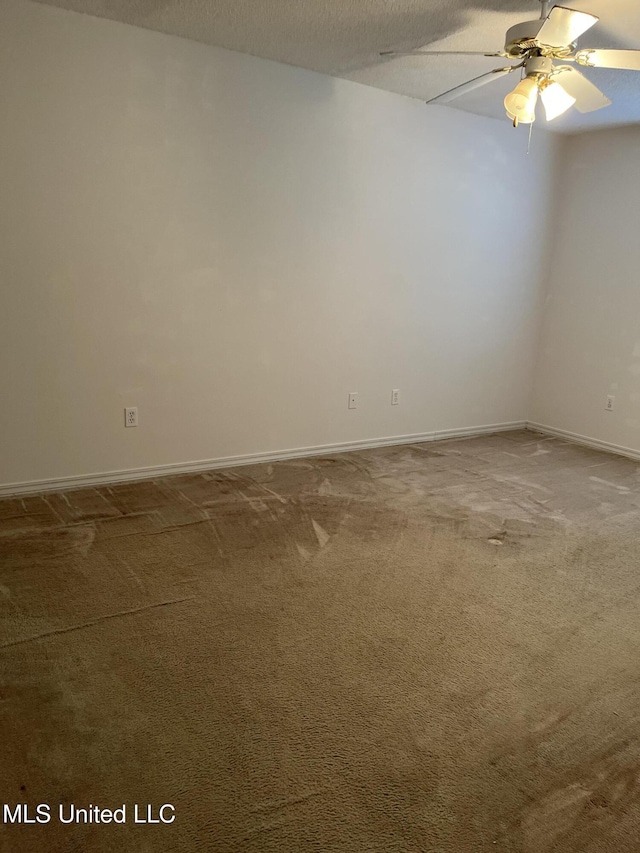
125 407 138 427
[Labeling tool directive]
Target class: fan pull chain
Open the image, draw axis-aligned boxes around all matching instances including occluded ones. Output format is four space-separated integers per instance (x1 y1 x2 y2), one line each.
527 120 533 155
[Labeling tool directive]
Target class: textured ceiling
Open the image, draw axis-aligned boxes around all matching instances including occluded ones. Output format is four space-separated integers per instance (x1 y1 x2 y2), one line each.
32 0 640 132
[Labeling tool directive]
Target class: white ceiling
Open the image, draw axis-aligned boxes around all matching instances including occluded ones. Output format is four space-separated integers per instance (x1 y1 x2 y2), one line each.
33 0 640 132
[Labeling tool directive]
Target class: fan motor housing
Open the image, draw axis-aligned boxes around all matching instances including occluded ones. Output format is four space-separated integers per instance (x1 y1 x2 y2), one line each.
504 19 575 58
504 20 541 56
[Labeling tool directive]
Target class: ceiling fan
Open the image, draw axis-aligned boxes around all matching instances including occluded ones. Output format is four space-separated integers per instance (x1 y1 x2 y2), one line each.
381 1 640 125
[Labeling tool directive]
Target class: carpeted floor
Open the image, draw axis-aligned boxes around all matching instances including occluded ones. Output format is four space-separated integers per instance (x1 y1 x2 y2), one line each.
2 429 640 852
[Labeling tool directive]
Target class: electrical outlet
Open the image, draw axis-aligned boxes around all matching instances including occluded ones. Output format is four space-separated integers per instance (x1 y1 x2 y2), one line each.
391 389 400 406
124 406 138 427
348 392 358 410
605 395 615 412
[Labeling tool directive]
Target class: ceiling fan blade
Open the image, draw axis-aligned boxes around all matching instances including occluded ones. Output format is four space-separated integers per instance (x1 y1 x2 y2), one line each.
575 48 640 71
427 67 517 105
552 67 611 112
536 6 598 48
380 50 504 57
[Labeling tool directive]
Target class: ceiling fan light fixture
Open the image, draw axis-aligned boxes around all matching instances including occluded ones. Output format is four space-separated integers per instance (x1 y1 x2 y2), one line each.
504 76 539 123
392 4 629 128
540 80 576 120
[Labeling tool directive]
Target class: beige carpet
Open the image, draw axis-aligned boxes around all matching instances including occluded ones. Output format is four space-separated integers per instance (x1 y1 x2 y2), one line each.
2 430 640 852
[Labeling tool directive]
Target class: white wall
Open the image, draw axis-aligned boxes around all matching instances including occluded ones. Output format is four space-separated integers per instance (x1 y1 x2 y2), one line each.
531 127 640 454
0 0 558 489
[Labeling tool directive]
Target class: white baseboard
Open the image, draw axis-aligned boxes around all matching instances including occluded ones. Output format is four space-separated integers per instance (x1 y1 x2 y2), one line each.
0 420 526 497
526 422 640 462
434 422 525 440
